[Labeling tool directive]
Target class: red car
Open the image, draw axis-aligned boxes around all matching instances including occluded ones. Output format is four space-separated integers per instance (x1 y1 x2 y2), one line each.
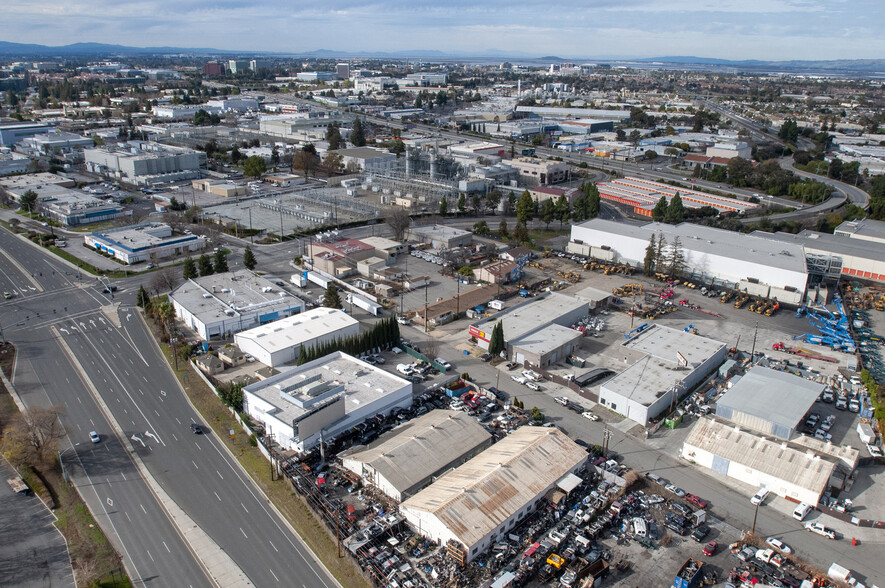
703 541 717 556
685 493 708 508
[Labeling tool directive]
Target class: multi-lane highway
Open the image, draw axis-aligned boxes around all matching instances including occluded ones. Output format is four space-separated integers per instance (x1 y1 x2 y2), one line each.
0 227 337 587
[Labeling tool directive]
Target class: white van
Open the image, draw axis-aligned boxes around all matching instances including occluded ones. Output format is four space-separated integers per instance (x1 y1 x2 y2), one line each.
632 517 647 538
751 488 769 506
792 502 812 521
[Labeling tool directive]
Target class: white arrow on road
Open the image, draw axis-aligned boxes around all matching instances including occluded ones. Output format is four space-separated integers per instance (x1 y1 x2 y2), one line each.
144 430 159 443
131 434 145 447
79 322 87 329
90 320 96 327
159 390 166 397
126 314 131 321
99 317 107 325
59 328 70 335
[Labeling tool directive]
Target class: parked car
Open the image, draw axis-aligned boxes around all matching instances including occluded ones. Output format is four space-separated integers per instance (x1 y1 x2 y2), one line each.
751 488 770 506
582 411 599 421
691 524 710 542
191 423 202 434
555 396 569 406
868 444 883 458
480 353 493 362
671 503 691 517
526 382 541 391
511 375 527 385
665 483 686 497
804 521 836 539
685 493 708 508
765 537 792 555
792 503 812 521
89 431 101 443
435 358 451 371
703 541 718 556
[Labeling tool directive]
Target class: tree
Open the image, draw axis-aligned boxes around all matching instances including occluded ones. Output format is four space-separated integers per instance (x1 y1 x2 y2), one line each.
643 235 657 275
512 222 529 244
667 236 686 277
243 155 266 178
692 163 702 178
473 220 489 235
779 119 799 143
644 150 658 161
136 285 151 310
516 191 534 225
498 218 509 239
654 233 667 272
213 249 229 273
554 194 571 229
322 284 343 309
193 109 220 126
19 189 38 214
294 144 320 177
585 184 600 219
326 122 343 150
322 152 344 174
1 405 67 467
572 192 587 222
488 321 505 356
350 118 366 146
540 198 555 229
457 193 467 214
230 147 242 164
652 196 668 222
439 197 448 216
297 345 308 366
665 193 685 224
242 246 257 270
386 208 411 241
182 257 197 280
198 254 214 277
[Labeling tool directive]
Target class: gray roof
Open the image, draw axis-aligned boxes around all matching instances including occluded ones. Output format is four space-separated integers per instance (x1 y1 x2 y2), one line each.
574 286 613 302
683 416 836 496
510 324 582 355
717 367 824 431
411 224 472 241
170 269 298 325
834 218 885 241
471 292 587 343
336 146 395 160
343 410 491 495
752 229 885 263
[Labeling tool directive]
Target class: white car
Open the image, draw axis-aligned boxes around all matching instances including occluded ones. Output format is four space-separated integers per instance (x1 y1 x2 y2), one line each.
665 484 685 498
750 488 769 506
582 411 600 421
396 363 415 376
511 375 527 385
765 537 792 555
555 396 569 406
435 357 451 371
867 444 883 458
804 521 836 540
89 431 101 443
525 382 541 391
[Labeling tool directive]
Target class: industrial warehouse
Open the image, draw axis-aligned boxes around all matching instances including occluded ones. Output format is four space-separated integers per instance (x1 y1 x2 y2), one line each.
242 352 412 453
598 324 728 426
596 177 760 216
399 427 587 564
341 410 492 502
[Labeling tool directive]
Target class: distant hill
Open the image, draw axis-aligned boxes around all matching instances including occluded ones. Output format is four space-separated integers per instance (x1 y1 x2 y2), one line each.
0 41 231 56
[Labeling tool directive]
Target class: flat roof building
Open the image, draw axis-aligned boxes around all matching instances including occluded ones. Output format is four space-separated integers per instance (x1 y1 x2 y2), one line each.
170 269 305 340
85 222 204 263
341 410 493 502
0 122 55 146
84 141 206 186
400 427 586 563
596 177 759 217
509 157 569 186
409 224 473 250
599 324 727 426
716 367 824 439
243 352 412 453
234 308 359 368
833 218 885 245
682 416 842 506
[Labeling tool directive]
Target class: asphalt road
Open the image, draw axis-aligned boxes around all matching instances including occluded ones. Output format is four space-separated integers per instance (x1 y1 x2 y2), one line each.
0 228 337 588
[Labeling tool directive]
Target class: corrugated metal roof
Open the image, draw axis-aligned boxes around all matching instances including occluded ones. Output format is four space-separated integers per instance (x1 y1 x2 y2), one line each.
343 410 491 495
683 416 836 494
717 367 824 433
401 428 586 549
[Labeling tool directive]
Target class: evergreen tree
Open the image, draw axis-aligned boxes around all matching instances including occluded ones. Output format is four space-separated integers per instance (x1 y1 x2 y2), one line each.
585 183 601 219
243 246 257 270
665 193 685 224
197 254 214 277
498 218 509 239
643 235 656 275
439 197 448 216
652 196 668 222
297 345 308 366
182 257 197 280
554 194 571 229
667 237 686 277
350 118 366 146
572 192 587 222
457 193 467 214
488 321 505 356
137 285 151 309
654 233 667 273
512 222 530 244
540 198 555 229
516 191 534 225
322 284 343 309
213 249 229 273
692 163 702 178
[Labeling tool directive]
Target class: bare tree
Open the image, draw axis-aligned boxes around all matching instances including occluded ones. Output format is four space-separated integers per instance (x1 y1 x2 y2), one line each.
1 405 66 467
421 338 440 360
386 208 412 241
150 267 179 294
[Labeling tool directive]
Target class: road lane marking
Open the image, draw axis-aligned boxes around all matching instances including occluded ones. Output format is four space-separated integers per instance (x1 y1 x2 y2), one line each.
214 492 221 501
125 511 131 522
240 528 248 538
241 503 249 513
175 418 181 424
154 410 159 417
140 504 147 514
269 569 280 582
143 376 148 382
77 396 82 404
121 472 126 480
171 433 177 441
163 541 170 553
147 550 154 562
192 460 199 469
216 470 223 480
195 442 201 451
269 540 278 553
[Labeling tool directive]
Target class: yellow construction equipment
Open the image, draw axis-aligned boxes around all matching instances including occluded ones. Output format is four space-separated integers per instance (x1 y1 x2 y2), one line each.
719 290 734 303
612 283 643 297
734 293 749 309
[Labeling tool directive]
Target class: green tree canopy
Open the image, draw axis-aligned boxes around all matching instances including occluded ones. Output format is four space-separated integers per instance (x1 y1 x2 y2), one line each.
182 257 197 280
651 196 668 222
213 250 229 273
198 254 214 277
19 190 38 213
540 198 555 229
516 191 534 225
439 197 448 216
243 155 267 178
554 194 571 229
665 193 685 224
350 118 366 146
488 321 505 356
322 284 343 309
243 246 256 270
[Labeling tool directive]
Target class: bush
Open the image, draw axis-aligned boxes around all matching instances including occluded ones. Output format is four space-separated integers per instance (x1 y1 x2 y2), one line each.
248 433 258 447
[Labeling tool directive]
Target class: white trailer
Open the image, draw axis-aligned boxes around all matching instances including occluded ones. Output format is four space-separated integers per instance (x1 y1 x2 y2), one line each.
857 422 875 444
290 273 307 288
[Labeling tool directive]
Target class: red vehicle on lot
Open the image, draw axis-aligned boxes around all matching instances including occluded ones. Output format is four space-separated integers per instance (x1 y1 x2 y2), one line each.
703 541 717 556
685 493 708 509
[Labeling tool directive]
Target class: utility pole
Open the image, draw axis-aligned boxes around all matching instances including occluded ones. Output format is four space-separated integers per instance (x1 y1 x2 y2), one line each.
602 427 612 459
750 321 758 362
249 207 253 244
456 277 461 317
424 284 428 333
279 205 284 242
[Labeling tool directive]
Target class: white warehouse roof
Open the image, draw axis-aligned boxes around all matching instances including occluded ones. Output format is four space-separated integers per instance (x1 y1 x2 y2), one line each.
234 307 358 356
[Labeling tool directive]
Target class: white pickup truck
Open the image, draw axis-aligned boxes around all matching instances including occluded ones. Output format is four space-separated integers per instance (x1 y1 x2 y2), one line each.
522 369 542 382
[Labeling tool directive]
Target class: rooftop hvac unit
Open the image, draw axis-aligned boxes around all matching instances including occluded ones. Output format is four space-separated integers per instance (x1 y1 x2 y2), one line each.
221 288 230 293
225 310 235 316
202 293 212 299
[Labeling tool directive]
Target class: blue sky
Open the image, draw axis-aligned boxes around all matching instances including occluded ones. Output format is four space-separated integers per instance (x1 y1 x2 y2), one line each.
5 0 883 60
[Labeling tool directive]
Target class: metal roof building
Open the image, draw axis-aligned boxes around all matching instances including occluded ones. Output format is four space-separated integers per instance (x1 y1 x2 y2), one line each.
682 416 840 505
716 367 824 439
341 410 493 502
400 427 586 563
599 324 727 426
234 307 359 367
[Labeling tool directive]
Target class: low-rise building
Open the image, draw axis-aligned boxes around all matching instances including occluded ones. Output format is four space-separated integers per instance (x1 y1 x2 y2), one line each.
400 427 586 563
170 269 305 340
598 324 727 426
473 260 520 284
195 353 224 376
234 308 359 368
0 122 55 146
409 224 473 250
0 151 30 175
242 352 412 453
85 141 206 186
19 131 93 154
191 179 248 198
705 142 752 160
335 147 397 172
341 410 492 502
509 157 569 185
85 222 204 264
